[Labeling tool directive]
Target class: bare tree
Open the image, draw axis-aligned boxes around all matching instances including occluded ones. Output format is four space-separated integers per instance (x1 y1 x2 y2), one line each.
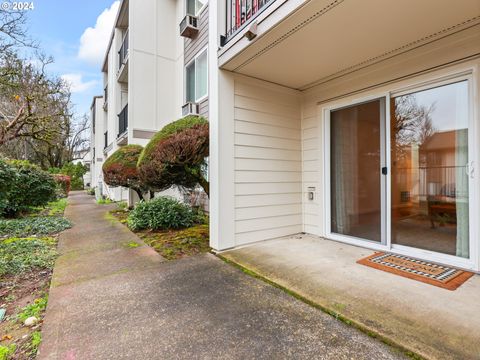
0 8 35 53
392 94 436 160
0 53 71 147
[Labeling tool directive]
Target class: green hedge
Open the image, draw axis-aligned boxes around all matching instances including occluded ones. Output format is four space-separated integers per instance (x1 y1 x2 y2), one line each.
0 160 57 217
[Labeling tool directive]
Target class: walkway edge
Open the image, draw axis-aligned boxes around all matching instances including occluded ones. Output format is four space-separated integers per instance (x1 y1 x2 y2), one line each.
216 254 425 360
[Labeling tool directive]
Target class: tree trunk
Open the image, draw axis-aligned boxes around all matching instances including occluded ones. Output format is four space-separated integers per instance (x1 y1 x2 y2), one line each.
198 176 209 197
133 188 144 201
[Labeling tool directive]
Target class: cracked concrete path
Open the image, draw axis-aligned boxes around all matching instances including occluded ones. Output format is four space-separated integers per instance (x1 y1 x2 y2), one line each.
39 192 406 360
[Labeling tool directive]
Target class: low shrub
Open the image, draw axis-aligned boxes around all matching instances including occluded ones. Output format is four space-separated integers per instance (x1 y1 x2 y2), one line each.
86 187 96 196
0 237 57 277
127 197 196 231
0 217 71 238
52 174 71 197
0 160 57 217
48 162 87 191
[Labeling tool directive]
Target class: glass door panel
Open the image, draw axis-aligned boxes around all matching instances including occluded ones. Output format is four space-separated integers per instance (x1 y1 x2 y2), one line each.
330 99 383 242
391 81 469 258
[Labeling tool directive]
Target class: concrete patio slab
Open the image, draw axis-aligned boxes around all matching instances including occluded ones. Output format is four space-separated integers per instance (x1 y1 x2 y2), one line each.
39 192 407 359
221 234 480 360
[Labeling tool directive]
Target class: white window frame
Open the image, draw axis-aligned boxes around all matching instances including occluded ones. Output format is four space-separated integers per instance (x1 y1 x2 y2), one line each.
320 68 478 271
186 0 208 16
184 47 208 103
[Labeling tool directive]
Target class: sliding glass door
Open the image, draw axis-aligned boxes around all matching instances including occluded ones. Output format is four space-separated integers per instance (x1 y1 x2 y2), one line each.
330 99 385 243
391 81 470 259
327 77 473 264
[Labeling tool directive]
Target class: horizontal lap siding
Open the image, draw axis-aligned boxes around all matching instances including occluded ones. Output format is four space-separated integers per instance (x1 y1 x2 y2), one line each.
302 103 321 235
234 78 302 246
184 5 208 118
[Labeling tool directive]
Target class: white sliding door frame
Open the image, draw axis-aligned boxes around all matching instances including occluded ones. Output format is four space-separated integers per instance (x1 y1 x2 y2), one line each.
320 67 479 271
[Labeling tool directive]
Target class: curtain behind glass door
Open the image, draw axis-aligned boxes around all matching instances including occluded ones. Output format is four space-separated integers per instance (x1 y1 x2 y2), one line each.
330 99 383 242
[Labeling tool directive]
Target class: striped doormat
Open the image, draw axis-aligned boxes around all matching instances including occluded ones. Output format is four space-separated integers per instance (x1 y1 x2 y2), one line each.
357 252 474 290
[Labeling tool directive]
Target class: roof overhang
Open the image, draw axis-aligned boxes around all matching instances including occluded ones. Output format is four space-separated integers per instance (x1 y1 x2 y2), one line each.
219 0 480 90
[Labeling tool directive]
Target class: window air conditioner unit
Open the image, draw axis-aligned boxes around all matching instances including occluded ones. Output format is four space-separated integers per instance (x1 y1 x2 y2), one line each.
179 15 198 38
182 102 199 117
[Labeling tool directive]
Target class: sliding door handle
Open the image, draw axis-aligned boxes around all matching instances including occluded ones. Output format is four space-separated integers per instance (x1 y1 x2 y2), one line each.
381 167 388 175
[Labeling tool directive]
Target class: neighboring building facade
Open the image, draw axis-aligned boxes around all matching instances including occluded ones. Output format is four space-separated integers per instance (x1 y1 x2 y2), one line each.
91 0 208 205
89 95 105 197
208 0 480 273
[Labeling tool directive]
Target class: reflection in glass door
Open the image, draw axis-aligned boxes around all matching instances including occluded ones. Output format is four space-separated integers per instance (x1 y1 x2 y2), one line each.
330 99 384 242
391 81 470 258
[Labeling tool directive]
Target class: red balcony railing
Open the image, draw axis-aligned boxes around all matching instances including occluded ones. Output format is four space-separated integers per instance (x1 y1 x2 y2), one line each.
226 0 273 40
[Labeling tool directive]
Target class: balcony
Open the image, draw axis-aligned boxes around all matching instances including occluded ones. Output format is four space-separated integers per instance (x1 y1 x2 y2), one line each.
225 0 274 41
117 29 129 83
103 85 108 110
117 104 128 145
103 131 108 149
219 0 480 91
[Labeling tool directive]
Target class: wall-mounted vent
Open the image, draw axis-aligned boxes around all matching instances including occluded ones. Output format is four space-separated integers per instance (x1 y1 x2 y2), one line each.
180 15 198 38
182 102 199 117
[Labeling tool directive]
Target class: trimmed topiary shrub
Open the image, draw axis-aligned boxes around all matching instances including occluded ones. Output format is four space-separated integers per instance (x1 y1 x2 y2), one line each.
102 144 147 200
127 196 196 231
0 160 57 217
137 115 209 195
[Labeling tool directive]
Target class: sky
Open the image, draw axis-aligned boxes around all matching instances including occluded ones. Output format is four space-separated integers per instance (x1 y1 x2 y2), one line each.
24 0 120 117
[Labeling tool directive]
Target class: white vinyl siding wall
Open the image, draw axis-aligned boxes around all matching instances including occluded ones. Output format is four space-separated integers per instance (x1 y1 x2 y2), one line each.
301 103 321 235
233 77 302 246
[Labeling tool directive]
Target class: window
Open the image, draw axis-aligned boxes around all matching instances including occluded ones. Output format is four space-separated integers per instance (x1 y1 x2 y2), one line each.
185 49 208 102
186 0 207 15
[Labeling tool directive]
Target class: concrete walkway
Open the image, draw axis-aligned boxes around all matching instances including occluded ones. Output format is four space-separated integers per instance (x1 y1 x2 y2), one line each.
39 192 406 359
222 234 480 360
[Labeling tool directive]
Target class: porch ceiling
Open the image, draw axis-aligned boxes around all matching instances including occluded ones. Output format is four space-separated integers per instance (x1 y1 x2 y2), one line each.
222 0 480 90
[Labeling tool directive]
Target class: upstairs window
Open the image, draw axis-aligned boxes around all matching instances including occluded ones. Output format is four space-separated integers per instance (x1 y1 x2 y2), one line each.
186 48 208 102
186 0 207 16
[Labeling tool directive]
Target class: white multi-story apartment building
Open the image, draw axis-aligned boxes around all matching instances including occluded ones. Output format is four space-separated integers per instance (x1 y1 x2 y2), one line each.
90 0 208 204
91 0 480 273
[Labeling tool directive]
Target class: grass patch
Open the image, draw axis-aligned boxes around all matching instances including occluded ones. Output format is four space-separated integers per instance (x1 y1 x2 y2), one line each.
124 241 140 248
109 209 129 224
29 331 42 356
46 198 68 216
17 294 48 323
97 198 113 205
138 224 210 260
0 217 71 238
0 344 16 360
0 237 57 277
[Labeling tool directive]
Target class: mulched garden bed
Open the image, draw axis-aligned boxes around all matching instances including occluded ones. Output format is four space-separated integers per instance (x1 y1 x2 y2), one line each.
0 199 71 359
109 209 211 260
